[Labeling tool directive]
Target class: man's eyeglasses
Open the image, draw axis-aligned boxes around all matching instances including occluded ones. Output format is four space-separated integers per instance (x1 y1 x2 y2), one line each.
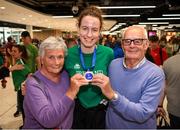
122 39 147 46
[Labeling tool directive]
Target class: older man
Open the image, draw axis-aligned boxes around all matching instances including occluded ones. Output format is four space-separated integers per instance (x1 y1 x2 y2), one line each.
93 26 165 129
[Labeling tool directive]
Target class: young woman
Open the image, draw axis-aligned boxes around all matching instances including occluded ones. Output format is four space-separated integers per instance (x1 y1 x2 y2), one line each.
9 44 30 123
65 6 114 128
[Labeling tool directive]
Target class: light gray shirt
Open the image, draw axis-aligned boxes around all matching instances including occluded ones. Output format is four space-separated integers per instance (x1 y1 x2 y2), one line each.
163 54 180 117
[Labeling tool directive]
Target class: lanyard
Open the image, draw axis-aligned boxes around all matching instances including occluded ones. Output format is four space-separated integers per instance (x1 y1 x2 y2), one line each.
78 46 96 71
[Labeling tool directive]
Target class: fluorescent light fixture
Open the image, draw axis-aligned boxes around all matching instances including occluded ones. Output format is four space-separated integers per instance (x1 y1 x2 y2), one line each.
139 22 169 24
0 6 5 10
102 14 140 17
148 17 180 20
110 24 124 31
152 24 158 26
118 23 126 25
52 16 73 18
162 14 180 17
33 29 42 32
98 6 156 9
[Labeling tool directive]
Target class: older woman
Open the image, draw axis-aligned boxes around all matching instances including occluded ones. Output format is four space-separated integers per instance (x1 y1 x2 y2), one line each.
23 36 87 129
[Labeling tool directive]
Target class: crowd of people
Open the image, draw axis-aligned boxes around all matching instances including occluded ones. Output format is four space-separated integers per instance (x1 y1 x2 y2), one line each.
0 5 180 129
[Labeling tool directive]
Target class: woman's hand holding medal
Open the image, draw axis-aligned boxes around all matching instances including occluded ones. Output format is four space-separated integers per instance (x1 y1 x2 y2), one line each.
66 73 89 100
91 73 115 100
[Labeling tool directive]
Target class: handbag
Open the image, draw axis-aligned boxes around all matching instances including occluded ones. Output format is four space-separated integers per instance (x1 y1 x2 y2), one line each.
157 115 171 129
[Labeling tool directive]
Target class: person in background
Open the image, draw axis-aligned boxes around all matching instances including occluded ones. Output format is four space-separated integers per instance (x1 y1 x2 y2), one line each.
21 31 41 73
0 45 9 88
23 36 88 129
149 35 168 66
171 37 180 55
101 36 107 46
104 35 113 48
145 47 155 63
5 36 15 59
159 35 173 57
112 37 124 59
0 36 15 88
158 51 180 129
65 6 114 129
66 38 77 48
12 31 40 118
9 44 31 125
159 35 167 48
96 26 165 129
32 38 41 48
5 36 15 66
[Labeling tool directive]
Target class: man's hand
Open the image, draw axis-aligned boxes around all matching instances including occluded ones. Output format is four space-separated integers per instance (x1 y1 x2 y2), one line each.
91 73 115 100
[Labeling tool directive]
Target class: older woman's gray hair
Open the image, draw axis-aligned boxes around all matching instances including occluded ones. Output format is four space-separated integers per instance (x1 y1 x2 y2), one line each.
39 36 67 57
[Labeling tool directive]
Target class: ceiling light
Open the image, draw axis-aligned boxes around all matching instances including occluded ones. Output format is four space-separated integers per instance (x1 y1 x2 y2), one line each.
118 23 126 25
98 6 156 9
139 22 169 24
152 25 158 26
52 16 73 18
148 17 180 20
162 14 180 16
33 29 42 32
102 15 140 17
0 6 5 10
110 24 123 32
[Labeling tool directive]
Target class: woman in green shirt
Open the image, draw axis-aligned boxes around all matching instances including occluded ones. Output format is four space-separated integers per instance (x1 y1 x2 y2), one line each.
9 45 30 124
65 6 114 128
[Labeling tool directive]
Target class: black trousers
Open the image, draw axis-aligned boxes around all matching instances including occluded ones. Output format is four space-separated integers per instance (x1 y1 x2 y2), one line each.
0 67 9 79
169 113 180 129
72 99 107 129
17 89 25 121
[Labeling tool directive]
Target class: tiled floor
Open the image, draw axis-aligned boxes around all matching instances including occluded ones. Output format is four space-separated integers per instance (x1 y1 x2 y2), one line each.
0 75 23 129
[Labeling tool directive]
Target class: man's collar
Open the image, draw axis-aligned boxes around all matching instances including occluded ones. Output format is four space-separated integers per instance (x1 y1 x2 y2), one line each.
123 57 146 69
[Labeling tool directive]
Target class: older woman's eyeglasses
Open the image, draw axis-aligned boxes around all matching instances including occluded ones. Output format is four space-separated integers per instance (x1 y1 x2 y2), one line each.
122 39 147 46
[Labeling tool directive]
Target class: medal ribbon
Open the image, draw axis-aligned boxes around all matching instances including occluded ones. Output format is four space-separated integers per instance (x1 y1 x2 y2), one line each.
79 46 96 71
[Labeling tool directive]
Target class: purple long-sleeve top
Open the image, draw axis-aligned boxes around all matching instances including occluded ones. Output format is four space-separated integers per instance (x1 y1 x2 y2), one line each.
23 70 75 129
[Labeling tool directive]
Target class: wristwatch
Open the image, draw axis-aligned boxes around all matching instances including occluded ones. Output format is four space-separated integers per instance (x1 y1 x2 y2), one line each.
111 91 119 101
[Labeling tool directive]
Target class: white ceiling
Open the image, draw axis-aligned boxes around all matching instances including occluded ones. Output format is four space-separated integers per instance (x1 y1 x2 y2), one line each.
0 0 116 31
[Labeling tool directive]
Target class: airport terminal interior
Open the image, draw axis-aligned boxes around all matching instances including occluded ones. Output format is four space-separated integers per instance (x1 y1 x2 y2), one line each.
0 0 180 129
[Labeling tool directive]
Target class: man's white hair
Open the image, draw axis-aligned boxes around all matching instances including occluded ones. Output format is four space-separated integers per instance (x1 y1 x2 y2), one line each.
122 25 148 39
